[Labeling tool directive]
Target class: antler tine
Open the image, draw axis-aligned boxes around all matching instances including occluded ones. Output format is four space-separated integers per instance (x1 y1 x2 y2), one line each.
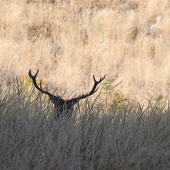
93 74 106 83
98 75 106 82
93 75 97 83
29 69 38 79
89 74 106 95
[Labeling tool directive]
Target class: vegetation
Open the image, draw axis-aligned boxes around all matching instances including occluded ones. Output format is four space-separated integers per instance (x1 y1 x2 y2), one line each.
1 0 170 103
0 78 170 170
1 1 170 169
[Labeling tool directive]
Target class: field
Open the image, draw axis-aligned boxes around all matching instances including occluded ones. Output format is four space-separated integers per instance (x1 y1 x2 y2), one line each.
1 0 170 169
1 0 170 103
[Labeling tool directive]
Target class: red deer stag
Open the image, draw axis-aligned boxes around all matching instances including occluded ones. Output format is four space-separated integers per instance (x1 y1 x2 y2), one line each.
29 70 106 119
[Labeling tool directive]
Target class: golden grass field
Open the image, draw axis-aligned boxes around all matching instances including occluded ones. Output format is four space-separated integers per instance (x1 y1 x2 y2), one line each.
1 0 170 102
1 1 170 169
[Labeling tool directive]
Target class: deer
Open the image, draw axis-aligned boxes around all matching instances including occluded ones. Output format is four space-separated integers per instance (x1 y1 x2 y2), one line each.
29 69 106 119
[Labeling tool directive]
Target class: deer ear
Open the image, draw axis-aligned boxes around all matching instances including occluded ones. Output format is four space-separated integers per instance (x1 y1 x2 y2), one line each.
57 94 61 99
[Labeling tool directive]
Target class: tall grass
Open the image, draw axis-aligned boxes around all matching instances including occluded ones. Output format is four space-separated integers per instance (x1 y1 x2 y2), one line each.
1 79 170 170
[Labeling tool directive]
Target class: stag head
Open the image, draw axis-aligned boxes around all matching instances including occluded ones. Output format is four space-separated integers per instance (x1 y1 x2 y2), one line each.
29 70 106 119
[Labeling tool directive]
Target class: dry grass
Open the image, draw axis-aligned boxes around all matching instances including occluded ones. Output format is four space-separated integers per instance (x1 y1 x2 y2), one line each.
1 1 170 102
1 77 170 170
1 2 170 169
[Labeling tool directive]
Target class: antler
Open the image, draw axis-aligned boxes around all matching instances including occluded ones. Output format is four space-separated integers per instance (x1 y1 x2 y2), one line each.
29 69 65 107
70 75 106 103
29 69 48 95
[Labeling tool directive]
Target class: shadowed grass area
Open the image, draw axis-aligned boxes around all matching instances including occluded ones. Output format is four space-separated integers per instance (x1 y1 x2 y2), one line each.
0 79 170 170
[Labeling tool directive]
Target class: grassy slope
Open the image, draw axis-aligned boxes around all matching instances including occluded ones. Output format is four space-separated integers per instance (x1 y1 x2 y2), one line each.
1 0 170 103
1 1 170 168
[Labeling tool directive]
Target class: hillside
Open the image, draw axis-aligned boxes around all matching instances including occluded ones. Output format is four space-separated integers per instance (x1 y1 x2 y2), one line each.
1 0 170 103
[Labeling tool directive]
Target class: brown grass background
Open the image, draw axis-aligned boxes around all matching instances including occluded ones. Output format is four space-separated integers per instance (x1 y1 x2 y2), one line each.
1 0 170 103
